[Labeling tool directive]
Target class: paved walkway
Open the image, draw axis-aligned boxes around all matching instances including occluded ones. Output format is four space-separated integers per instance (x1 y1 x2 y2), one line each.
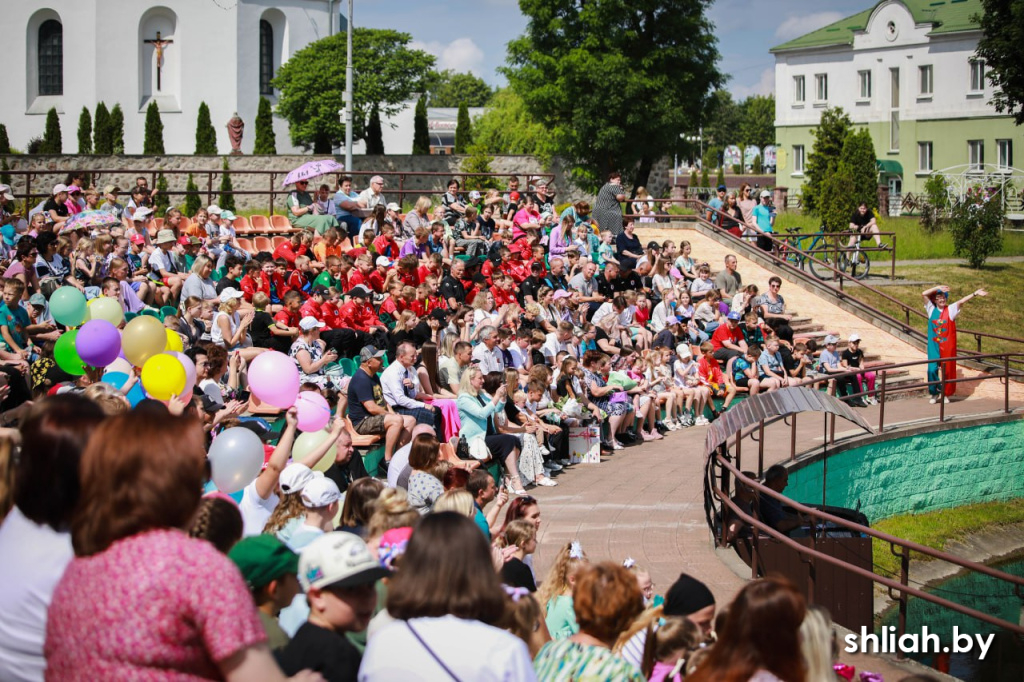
893 256 1024 267
527 396 1019 680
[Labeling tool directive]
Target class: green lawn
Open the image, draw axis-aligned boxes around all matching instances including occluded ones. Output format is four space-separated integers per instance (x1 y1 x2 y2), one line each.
871 499 1024 580
773 213 1024 261
855 261 1024 359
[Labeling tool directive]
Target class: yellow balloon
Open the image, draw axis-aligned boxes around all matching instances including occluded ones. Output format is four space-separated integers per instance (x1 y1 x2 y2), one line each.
122 315 168 366
87 296 125 326
295 430 338 472
140 354 186 401
165 328 184 352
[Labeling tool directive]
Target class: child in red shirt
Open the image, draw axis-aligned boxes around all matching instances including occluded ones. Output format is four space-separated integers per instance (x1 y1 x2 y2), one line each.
697 341 733 415
372 223 400 260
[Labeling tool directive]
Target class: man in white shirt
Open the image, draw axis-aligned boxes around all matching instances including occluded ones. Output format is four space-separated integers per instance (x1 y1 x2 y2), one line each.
357 175 387 210
543 321 575 361
472 326 504 374
381 342 439 430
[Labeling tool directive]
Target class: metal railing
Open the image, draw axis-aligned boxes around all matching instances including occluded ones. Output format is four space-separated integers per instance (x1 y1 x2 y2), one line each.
704 359 1024 654
0 168 555 215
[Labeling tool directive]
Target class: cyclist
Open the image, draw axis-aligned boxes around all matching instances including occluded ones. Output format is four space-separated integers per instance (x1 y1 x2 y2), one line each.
847 202 882 249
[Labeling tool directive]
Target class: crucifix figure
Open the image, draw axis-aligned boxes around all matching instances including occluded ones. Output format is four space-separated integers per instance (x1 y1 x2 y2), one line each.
144 31 173 91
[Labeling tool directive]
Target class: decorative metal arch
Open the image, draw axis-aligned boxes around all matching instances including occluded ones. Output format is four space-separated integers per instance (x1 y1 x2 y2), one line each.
930 164 1024 215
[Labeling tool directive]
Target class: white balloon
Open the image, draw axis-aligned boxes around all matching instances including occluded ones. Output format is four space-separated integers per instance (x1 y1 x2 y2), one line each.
104 357 134 375
208 427 264 494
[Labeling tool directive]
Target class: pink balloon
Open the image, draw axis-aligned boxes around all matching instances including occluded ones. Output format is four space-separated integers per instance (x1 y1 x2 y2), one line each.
295 391 331 432
167 351 197 395
248 350 300 409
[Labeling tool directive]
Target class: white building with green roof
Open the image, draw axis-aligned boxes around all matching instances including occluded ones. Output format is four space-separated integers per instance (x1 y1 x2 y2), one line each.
771 0 1022 209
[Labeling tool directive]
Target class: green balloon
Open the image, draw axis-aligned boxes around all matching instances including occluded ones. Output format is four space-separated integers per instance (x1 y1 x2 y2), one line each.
54 330 86 376
50 287 88 327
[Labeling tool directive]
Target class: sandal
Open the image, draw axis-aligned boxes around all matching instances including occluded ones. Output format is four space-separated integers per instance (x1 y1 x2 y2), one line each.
506 476 528 495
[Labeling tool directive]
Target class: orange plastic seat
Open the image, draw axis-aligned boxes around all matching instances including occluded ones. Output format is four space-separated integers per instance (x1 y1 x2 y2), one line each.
253 236 273 253
236 238 255 255
232 215 251 233
270 215 291 232
272 236 287 249
250 214 271 232
153 217 164 230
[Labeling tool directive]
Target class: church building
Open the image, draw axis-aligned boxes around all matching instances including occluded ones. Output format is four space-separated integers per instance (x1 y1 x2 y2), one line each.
6 0 337 154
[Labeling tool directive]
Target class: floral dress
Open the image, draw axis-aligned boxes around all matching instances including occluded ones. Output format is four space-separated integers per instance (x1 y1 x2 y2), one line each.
583 368 632 416
289 338 328 389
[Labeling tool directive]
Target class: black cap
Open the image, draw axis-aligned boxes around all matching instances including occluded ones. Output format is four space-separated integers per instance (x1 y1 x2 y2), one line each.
429 308 448 321
472 273 487 285
348 285 370 298
717 184 727 192
646 241 661 251
311 285 330 297
664 573 715 617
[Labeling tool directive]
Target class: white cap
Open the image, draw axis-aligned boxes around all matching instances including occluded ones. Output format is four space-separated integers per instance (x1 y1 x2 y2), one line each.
133 206 155 221
52 183 68 195
468 190 481 200
0 184 11 197
207 204 222 215
375 256 392 268
219 287 244 303
279 463 317 495
299 316 326 331
848 333 861 343
301 476 341 508
386 202 401 212
676 343 693 359
824 334 839 345
298 532 391 592
760 190 771 198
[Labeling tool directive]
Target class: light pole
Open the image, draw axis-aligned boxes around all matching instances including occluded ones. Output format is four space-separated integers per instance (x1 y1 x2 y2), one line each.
343 0 354 171
685 128 704 170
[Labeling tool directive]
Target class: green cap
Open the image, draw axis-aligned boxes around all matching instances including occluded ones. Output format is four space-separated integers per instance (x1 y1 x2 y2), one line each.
228 535 299 590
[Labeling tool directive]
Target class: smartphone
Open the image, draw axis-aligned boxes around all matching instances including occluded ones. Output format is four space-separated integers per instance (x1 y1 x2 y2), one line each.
236 390 251 402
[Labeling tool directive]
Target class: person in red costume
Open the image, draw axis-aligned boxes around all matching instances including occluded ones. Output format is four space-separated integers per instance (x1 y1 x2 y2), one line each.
922 284 987 404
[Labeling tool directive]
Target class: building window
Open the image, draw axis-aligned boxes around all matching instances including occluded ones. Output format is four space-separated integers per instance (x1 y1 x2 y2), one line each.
919 65 933 96
918 142 933 172
858 70 872 100
968 140 984 171
814 74 828 102
793 76 805 104
970 60 985 92
793 145 805 174
259 20 274 96
997 139 1013 169
889 68 900 152
38 19 63 96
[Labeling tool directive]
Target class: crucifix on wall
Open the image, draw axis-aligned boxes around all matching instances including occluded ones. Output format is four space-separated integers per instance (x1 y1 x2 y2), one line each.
144 31 173 91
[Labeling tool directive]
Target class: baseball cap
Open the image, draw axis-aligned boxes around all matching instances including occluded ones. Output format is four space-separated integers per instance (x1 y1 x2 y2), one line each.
468 190 481 201
299 532 390 592
676 343 693 359
552 290 571 300
0 184 11 197
299 316 326 331
824 334 839 345
279 463 317 495
28 293 47 308
133 206 155 221
664 573 715 617
726 311 742 321
177 235 192 246
375 256 392 268
360 346 387 362
129 233 146 245
377 527 413 569
311 284 330 297
220 210 237 221
67 185 82 194
52 183 68 196
429 308 448 321
348 284 370 299
665 316 680 325
219 287 244 303
102 184 121 194
386 202 401 212
207 204 222 215
849 333 861 343
646 241 661 251
154 228 176 244
760 190 772 198
228 535 299 590
717 184 727 192
301 476 341 508
509 191 520 202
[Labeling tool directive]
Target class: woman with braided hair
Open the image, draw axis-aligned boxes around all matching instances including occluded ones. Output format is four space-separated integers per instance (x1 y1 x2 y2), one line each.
188 496 243 554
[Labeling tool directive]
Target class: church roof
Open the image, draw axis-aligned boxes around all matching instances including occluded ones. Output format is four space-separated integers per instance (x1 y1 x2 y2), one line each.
770 0 983 53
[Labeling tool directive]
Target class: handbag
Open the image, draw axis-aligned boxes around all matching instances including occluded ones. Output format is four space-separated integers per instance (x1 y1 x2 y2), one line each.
456 435 473 461
467 435 491 461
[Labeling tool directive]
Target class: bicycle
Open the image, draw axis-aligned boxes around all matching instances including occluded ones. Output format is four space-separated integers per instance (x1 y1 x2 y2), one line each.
778 228 842 279
842 238 871 280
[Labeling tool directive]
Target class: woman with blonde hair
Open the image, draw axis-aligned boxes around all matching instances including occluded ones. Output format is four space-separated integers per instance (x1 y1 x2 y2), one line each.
401 196 432 240
365 488 420 557
456 366 523 494
799 604 839 682
212 289 263 362
431 488 475 518
537 541 590 640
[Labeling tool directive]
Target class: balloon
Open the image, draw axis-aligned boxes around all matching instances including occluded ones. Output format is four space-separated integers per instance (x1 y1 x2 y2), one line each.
74 319 122 368
102 370 147 407
54 330 86 375
140 354 186 401
248 351 299 409
295 391 331 432
104 357 134 375
208 427 265 494
295 429 338 473
167 351 197 395
121 315 167 366
50 287 88 327
87 296 125 326
165 328 184 352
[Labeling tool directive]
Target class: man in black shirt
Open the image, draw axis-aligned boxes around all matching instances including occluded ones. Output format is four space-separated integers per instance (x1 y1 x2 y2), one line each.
520 262 545 305
215 256 246 295
611 265 643 294
43 184 70 227
439 258 467 309
592 261 618 320
544 256 570 292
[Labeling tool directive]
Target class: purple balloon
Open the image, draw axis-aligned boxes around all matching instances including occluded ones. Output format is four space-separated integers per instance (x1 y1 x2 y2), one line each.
75 319 122 368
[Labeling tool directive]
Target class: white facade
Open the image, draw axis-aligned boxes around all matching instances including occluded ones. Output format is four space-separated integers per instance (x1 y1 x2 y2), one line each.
7 0 334 155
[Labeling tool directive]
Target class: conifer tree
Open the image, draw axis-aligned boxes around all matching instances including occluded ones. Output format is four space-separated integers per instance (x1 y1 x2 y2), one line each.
41 108 62 154
77 107 93 154
412 96 430 155
219 158 236 212
143 101 165 155
93 103 112 154
109 105 125 154
195 102 217 154
253 97 277 154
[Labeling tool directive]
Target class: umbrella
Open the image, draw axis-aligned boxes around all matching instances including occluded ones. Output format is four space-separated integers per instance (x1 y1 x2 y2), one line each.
59 210 123 235
282 159 345 188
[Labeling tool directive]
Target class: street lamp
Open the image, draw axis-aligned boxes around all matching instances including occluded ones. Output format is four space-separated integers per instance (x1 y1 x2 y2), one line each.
340 0 354 171
684 128 704 169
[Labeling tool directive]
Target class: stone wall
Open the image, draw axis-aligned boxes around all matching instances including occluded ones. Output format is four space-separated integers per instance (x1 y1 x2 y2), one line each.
0 154 592 212
784 420 1024 522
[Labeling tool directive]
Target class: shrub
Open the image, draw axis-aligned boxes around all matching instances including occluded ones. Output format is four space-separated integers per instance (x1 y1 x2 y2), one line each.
154 173 170 214
109 105 125 154
41 108 62 154
716 166 725 189
752 154 762 175
0 124 10 154
93 103 111 154
455 102 472 154
219 158 236 212
144 101 165 155
184 173 201 216
731 164 741 175
77 107 92 154
412 96 429 155
365 106 384 155
253 97 277 154
688 169 698 189
947 187 1004 269
195 102 217 154
26 137 44 155
461 145 501 192
700 166 710 190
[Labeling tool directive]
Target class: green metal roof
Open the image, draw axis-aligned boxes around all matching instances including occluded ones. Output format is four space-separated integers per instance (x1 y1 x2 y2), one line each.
770 0 983 53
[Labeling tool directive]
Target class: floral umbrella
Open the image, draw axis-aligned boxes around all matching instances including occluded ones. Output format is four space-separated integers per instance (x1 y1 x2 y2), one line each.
282 159 345 188
59 210 123 235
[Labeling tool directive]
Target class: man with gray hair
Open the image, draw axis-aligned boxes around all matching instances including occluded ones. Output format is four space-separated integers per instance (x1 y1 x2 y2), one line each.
357 175 386 210
381 342 441 431
472 325 504 374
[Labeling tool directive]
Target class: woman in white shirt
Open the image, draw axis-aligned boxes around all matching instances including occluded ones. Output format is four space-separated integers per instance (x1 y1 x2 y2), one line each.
358 512 537 681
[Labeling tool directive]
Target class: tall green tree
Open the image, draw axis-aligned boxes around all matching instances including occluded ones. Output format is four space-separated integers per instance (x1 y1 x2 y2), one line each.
0 125 10 186
144 102 164 155
154 173 170 214
365 106 384 155
716 166 725 188
802 107 853 215
195 102 217 154
412 96 430 155
109 105 125 154
184 173 201 216
423 69 493 107
738 95 775 149
703 89 740 149
461 145 502 192
93 103 111 154
455 102 472 154
219 158 236 212
253 96 277 154
974 0 1024 125
471 89 551 159
842 128 879 210
77 107 93 154
41 108 62 154
505 0 723 192
274 28 434 152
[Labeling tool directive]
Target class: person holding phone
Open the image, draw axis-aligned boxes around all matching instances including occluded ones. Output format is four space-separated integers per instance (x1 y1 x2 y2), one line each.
290 316 339 392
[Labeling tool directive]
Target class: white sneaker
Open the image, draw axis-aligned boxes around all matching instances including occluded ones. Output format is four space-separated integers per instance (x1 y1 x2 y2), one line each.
536 476 558 487
929 396 938 404
694 416 710 426
943 396 950 404
538 445 551 456
556 458 571 466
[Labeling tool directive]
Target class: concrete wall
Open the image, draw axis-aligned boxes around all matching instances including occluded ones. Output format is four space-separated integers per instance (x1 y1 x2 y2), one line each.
784 420 1024 523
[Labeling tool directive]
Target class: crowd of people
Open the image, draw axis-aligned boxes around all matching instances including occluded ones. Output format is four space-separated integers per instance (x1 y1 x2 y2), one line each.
0 170 945 681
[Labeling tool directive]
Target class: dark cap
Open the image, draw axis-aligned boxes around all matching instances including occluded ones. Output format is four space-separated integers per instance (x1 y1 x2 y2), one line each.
348 285 370 298
646 241 661 251
717 184 727 192
664 573 715 617
311 285 330 297
429 308 448 321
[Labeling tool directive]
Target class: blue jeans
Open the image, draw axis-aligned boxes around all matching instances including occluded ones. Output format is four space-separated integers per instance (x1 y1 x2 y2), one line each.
337 215 363 240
